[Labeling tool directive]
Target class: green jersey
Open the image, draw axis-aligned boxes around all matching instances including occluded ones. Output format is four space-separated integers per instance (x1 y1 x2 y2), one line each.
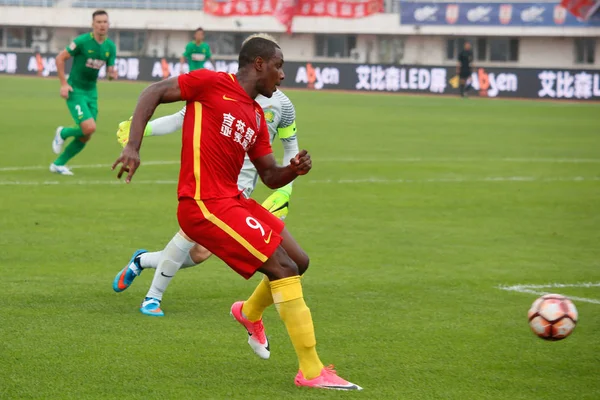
182 41 212 71
66 32 116 91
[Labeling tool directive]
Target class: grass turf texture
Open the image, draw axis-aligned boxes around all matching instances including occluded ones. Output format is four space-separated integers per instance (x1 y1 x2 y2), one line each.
0 75 599 399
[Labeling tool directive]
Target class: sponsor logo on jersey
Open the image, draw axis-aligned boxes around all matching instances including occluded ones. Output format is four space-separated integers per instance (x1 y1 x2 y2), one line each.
263 109 275 123
86 58 106 70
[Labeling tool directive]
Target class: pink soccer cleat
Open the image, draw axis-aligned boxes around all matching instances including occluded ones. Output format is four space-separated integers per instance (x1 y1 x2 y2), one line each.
295 365 363 391
230 301 270 359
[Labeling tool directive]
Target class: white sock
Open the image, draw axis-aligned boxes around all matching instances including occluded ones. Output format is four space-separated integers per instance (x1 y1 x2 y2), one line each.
145 232 195 300
140 250 197 269
139 251 162 269
147 108 185 136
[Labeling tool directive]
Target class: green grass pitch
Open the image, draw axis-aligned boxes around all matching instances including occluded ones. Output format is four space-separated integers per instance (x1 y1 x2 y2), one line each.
0 75 599 399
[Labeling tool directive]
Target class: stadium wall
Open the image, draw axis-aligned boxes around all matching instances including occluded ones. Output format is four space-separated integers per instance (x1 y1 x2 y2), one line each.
0 6 598 68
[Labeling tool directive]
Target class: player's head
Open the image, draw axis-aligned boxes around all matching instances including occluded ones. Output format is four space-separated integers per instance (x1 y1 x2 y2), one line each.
92 10 109 37
464 41 471 51
238 34 284 98
194 28 205 43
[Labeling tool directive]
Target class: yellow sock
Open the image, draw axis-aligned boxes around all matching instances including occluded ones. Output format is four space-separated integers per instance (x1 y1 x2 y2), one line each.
242 275 273 322
270 276 324 380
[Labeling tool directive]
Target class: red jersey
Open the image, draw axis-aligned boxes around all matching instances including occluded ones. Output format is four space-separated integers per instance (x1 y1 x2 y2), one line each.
177 70 272 200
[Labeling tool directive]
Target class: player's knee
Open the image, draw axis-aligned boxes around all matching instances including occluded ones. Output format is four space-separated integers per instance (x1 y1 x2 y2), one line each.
81 122 96 136
296 252 310 275
280 256 299 277
189 244 212 264
261 247 299 280
274 259 299 280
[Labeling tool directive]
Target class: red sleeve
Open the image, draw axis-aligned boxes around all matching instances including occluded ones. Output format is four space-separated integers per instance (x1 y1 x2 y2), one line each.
178 69 215 102
248 111 273 161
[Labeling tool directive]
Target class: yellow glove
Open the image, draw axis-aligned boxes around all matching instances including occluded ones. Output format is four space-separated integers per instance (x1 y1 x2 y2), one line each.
261 189 290 220
116 117 132 148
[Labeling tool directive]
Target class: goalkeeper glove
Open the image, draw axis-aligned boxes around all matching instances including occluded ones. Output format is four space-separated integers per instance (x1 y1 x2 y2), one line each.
116 117 151 147
261 189 290 220
116 117 132 148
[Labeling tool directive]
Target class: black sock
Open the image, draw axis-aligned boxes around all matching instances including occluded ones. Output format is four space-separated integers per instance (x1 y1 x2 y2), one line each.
459 84 465 96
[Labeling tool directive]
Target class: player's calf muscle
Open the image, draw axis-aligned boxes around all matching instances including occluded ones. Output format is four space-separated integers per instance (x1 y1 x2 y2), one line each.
189 244 212 264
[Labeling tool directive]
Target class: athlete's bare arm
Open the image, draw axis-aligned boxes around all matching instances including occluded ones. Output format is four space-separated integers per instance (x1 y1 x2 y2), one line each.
55 50 72 98
112 77 182 182
252 149 311 189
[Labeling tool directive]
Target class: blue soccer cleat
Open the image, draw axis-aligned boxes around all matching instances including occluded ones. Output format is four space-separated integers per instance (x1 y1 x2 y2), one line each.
140 297 164 317
112 249 146 293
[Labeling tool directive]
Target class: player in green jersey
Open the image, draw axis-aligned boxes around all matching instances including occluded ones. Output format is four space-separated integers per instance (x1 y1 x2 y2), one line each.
112 27 214 150
180 27 213 73
50 10 118 176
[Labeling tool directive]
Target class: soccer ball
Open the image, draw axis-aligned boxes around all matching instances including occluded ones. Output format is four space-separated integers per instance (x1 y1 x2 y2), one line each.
528 294 578 341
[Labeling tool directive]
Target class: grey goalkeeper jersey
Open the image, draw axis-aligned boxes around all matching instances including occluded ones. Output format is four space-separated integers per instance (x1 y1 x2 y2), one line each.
238 89 298 197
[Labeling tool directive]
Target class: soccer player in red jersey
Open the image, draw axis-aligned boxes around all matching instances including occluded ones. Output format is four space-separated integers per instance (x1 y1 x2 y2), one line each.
112 37 362 391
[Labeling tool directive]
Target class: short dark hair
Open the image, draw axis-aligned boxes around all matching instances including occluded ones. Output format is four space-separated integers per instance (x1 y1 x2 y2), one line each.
92 10 108 19
238 37 280 68
195 27 204 33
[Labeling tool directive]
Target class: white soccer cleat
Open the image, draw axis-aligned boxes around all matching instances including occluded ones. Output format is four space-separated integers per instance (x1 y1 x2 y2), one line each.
52 126 65 154
49 164 74 176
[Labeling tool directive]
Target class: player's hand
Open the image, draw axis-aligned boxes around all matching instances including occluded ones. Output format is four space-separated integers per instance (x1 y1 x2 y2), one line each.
116 118 132 148
112 145 140 183
108 68 118 81
290 150 311 175
261 190 290 220
60 84 73 99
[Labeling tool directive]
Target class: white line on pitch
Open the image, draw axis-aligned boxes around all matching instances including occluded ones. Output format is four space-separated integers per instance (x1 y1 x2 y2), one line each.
2 157 600 172
0 160 179 172
497 283 600 305
322 157 600 164
0 180 178 185
307 177 600 184
500 282 600 290
0 176 599 186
